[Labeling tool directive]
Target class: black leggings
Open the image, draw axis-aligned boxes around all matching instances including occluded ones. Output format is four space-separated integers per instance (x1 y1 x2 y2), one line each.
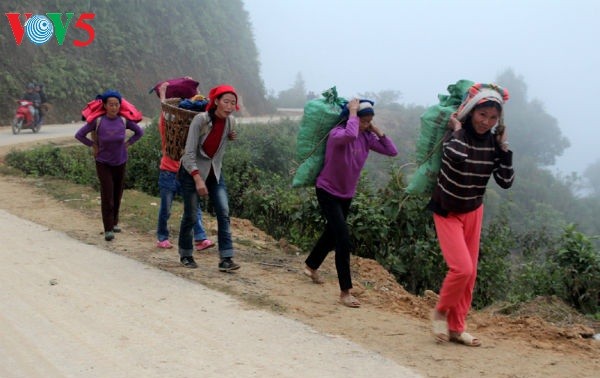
305 187 353 291
95 161 126 232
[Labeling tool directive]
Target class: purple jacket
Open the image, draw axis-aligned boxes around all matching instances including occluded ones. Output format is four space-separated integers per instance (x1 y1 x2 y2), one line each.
75 116 144 166
316 115 398 199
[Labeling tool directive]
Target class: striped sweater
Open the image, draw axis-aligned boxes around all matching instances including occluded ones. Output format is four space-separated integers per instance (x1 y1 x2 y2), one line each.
429 123 514 215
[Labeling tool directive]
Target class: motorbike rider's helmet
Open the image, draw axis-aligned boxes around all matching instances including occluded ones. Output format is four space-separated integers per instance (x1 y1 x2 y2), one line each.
27 82 35 89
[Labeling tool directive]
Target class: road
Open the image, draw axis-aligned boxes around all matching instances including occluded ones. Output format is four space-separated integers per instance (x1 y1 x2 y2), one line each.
0 122 420 378
0 112 302 146
0 122 84 147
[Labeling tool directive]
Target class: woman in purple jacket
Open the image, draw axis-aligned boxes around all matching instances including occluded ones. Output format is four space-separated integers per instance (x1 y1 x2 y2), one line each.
304 98 398 308
75 90 144 241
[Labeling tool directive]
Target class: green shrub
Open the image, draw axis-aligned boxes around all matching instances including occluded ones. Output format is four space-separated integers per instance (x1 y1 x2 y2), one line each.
127 117 162 195
473 215 515 309
5 145 97 186
551 225 600 313
509 228 564 302
232 119 298 176
374 168 445 295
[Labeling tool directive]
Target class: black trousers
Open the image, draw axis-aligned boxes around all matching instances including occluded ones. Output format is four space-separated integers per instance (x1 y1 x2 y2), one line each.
95 161 126 232
305 187 353 291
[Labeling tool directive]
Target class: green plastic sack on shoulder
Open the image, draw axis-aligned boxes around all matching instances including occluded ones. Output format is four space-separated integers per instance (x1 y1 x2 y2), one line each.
405 79 474 196
292 87 346 188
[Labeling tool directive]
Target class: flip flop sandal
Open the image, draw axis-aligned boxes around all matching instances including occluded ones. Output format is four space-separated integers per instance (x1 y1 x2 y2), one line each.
340 294 361 308
431 311 449 343
303 266 325 284
450 332 481 347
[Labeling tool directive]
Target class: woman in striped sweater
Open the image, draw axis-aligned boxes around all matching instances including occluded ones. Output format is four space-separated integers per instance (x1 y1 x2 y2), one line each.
429 83 513 347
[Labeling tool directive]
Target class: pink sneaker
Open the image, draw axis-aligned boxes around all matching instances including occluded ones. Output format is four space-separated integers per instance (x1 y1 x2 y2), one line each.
156 239 173 249
195 239 215 251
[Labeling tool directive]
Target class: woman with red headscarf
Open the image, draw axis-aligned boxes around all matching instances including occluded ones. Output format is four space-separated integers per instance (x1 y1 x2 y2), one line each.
178 84 240 271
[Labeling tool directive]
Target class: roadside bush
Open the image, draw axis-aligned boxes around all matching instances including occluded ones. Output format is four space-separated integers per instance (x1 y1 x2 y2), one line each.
551 225 600 313
509 228 565 302
232 119 298 176
507 224 600 314
473 215 515 309
5 145 97 186
127 117 161 196
221 150 263 217
5 121 162 194
372 168 445 295
347 188 390 259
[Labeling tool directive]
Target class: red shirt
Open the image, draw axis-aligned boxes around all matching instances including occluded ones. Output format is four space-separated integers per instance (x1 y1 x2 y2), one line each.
158 114 180 172
202 116 226 158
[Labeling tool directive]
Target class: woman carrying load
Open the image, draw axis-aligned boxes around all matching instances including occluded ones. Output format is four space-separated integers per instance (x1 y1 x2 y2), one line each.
75 90 144 241
304 98 398 308
430 83 513 347
178 84 240 272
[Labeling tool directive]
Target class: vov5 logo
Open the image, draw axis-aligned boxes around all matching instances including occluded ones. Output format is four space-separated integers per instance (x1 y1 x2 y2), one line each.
6 13 95 47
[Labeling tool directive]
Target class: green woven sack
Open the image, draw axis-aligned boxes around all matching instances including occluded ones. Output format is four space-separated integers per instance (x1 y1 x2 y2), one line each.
292 87 346 188
405 79 474 195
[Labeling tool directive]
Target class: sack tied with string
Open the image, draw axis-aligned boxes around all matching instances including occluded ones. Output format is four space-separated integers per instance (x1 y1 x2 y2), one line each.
405 79 474 196
292 86 347 188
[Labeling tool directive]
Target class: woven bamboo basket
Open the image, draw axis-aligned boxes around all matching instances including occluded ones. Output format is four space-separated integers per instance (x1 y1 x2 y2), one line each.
161 98 200 161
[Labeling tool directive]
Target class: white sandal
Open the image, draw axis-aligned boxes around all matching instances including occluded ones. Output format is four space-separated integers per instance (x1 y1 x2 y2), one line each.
303 266 324 284
449 332 481 347
431 310 449 343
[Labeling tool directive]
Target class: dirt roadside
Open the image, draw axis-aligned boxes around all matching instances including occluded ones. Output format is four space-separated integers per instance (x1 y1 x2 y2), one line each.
0 132 598 378
0 209 420 378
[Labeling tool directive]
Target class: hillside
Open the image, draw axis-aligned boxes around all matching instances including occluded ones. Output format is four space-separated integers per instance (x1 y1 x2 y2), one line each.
0 0 271 124
0 137 598 377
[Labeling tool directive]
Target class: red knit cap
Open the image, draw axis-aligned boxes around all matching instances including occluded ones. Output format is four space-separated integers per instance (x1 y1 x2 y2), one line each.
207 84 239 111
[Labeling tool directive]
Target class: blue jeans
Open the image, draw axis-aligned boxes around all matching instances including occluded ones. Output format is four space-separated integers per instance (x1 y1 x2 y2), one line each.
178 168 233 259
156 170 207 242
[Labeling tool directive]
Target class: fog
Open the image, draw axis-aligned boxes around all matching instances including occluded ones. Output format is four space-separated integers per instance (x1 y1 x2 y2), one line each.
243 0 600 176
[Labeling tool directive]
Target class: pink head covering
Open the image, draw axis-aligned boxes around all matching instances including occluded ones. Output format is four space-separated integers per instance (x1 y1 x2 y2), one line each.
207 84 239 111
456 83 510 121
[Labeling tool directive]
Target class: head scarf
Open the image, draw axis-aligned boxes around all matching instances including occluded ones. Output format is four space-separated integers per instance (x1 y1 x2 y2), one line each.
98 89 122 104
207 84 239 111
340 99 375 118
456 83 509 121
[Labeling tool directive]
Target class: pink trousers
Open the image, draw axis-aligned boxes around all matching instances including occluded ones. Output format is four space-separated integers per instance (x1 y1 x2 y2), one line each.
433 206 483 333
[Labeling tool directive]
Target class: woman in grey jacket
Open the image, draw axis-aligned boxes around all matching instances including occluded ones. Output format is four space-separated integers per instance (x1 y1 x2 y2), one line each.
178 84 240 271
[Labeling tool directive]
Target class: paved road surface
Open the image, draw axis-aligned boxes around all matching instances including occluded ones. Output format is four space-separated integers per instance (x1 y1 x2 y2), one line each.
1 112 302 147
0 122 84 146
0 123 420 377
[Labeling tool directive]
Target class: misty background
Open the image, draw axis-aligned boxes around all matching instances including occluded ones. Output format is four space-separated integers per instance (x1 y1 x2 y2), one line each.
2 0 597 316
243 0 599 178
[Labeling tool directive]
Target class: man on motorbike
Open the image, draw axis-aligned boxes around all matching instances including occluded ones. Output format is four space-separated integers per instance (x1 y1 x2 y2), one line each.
22 83 41 125
34 83 48 124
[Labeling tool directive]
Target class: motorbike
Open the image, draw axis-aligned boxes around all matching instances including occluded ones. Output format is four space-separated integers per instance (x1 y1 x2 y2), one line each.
12 100 41 134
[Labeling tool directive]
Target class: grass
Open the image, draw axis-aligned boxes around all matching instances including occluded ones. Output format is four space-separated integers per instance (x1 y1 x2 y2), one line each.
25 175 169 237
2 170 291 315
